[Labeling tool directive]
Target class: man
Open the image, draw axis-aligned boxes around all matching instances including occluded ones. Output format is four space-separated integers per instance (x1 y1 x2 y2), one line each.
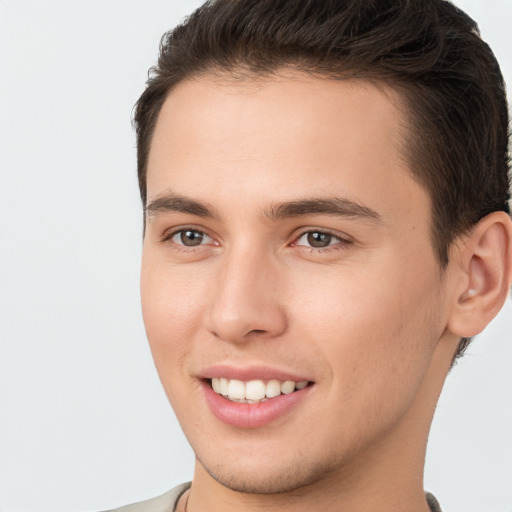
108 0 512 510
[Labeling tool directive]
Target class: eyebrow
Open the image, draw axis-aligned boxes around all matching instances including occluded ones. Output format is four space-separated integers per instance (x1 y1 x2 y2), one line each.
266 197 382 222
145 192 381 223
145 193 219 219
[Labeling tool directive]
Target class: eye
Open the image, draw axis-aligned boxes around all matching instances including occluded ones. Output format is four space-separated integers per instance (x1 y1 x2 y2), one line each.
294 230 349 249
171 229 213 247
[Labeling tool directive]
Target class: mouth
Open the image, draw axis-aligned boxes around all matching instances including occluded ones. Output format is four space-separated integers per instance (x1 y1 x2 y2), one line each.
209 377 310 403
200 373 314 428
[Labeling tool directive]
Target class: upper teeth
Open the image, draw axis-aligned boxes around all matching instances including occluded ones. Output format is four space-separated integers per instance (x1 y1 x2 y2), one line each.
211 378 308 402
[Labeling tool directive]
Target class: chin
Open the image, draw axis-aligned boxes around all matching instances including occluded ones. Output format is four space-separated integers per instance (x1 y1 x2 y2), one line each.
197 450 339 495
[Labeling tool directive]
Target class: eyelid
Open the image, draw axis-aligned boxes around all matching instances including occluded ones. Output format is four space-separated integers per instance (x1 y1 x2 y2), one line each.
158 225 352 251
160 225 218 246
291 227 353 246
174 230 212 246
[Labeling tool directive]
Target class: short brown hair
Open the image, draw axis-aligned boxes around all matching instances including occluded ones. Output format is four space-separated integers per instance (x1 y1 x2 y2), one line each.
134 0 511 356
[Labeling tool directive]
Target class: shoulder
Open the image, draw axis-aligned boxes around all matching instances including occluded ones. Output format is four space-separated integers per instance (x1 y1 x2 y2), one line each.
101 482 191 512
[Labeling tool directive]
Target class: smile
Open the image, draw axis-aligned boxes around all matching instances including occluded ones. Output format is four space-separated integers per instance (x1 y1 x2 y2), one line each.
211 378 309 403
202 372 314 428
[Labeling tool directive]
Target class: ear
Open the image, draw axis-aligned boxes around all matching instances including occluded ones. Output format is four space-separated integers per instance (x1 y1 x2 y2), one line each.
447 211 512 338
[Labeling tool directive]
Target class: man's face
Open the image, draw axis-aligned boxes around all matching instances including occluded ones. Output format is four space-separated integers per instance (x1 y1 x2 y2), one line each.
141 72 455 493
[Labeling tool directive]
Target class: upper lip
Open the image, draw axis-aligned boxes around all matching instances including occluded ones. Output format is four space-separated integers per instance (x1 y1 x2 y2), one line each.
198 364 313 383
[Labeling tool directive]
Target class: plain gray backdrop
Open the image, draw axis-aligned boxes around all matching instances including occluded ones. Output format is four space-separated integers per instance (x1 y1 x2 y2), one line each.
1 1 511 511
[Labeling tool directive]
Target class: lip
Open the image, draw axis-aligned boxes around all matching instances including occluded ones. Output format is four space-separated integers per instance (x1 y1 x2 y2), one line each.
198 365 314 429
198 364 312 383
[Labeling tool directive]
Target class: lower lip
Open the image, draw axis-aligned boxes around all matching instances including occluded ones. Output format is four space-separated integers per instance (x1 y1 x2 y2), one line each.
201 381 312 429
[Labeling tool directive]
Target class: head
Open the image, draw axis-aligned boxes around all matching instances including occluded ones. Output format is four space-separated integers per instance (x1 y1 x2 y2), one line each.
135 0 512 501
135 0 510 360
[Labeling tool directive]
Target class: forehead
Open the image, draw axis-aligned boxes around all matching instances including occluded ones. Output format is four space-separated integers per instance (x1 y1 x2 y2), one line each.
146 71 428 229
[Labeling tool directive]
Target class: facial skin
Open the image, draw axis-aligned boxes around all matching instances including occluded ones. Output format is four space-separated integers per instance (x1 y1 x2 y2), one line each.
141 72 465 512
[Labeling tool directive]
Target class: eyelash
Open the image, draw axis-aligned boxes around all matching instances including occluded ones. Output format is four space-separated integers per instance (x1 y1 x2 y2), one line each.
160 227 352 253
291 229 353 253
160 227 216 251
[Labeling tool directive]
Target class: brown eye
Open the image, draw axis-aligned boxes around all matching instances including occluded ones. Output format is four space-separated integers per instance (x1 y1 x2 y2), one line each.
181 230 203 246
306 232 333 248
294 230 350 251
172 229 209 247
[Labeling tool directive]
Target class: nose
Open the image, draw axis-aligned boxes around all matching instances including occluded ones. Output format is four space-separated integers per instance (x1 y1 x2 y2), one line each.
205 246 287 343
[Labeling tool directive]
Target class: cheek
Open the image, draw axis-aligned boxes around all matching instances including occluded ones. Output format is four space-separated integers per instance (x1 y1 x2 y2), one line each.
140 258 206 374
289 256 442 397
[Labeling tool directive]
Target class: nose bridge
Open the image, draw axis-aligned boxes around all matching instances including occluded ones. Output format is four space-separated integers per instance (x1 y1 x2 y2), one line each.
207 241 286 342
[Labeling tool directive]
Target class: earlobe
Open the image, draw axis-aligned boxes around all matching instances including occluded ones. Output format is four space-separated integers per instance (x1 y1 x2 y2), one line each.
448 211 512 338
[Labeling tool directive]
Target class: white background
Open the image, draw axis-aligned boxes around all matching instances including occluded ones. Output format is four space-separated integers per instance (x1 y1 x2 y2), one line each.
0 1 511 511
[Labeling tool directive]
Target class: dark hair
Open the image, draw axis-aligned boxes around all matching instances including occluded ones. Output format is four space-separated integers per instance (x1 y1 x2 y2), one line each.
134 0 510 358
